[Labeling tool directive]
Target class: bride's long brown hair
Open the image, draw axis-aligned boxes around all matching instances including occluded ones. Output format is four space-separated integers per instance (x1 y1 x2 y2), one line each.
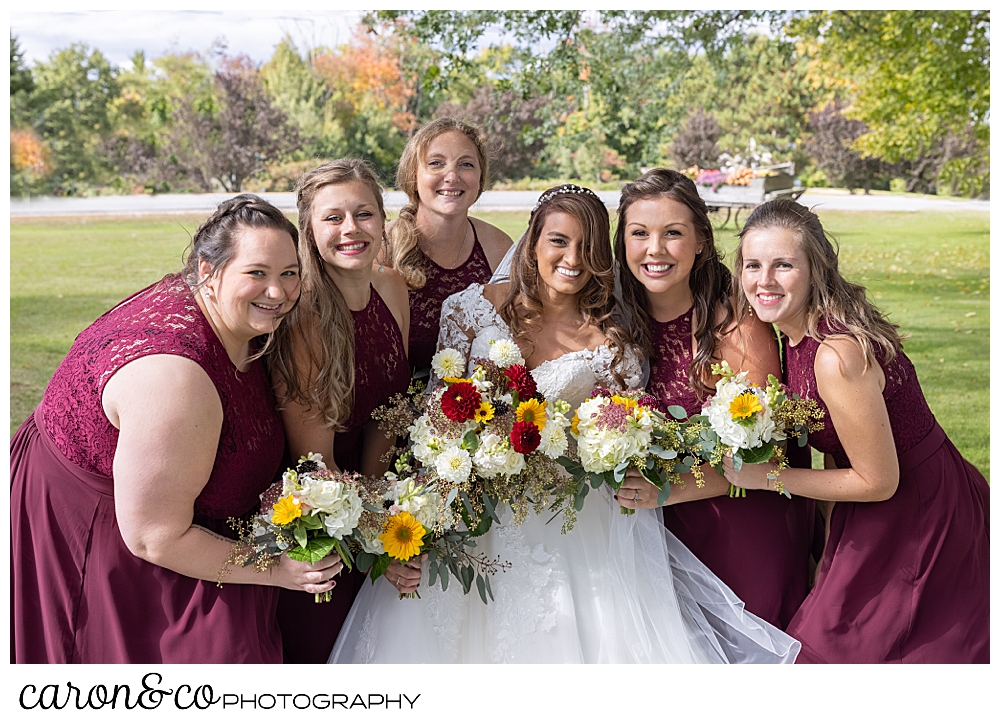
499 184 630 385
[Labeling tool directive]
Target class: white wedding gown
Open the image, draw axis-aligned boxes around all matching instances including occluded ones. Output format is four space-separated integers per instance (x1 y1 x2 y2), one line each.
329 284 800 664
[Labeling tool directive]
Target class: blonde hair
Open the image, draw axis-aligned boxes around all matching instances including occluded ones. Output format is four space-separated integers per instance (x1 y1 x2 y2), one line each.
734 198 903 368
388 117 490 289
500 184 630 386
268 159 386 429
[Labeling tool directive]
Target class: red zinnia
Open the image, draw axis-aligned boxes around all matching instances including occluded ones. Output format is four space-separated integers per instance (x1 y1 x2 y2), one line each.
440 381 481 422
504 364 537 401
509 420 541 455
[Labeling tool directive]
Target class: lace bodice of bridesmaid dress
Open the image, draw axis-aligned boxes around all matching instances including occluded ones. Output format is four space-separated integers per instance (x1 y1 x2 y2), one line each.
785 320 936 469
434 284 644 407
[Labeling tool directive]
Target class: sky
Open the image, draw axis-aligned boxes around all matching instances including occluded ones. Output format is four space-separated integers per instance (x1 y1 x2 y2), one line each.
11 7 366 68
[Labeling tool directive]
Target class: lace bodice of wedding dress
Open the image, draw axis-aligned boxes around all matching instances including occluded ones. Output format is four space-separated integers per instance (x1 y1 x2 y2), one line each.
329 284 800 664
435 284 643 408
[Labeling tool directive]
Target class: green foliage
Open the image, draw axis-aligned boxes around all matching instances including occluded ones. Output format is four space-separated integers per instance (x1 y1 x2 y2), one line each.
10 34 35 126
31 43 120 192
659 34 818 170
789 10 989 196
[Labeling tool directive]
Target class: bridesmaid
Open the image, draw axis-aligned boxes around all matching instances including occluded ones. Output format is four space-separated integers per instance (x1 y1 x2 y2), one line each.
724 198 989 663
614 169 814 629
387 117 513 376
268 159 415 664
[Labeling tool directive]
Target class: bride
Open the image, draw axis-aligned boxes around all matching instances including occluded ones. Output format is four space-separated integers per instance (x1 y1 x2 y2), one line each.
329 184 800 663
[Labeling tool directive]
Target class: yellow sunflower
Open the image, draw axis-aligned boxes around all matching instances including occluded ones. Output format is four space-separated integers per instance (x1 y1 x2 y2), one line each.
474 400 495 423
380 511 426 561
729 392 764 420
272 495 302 525
443 376 470 385
515 398 547 430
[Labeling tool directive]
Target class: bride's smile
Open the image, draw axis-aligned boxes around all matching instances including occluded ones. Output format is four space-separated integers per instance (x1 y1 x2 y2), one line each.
534 211 593 298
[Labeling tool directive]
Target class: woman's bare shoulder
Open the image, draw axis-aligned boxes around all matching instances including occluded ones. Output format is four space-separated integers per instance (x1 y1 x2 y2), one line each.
471 217 514 270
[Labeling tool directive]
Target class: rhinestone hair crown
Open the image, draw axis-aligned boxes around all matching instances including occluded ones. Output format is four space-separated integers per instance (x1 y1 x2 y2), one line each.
531 184 603 214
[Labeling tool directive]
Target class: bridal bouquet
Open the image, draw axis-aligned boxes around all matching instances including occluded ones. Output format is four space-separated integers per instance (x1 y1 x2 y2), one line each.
686 362 825 497
407 342 577 530
227 453 363 602
560 389 699 515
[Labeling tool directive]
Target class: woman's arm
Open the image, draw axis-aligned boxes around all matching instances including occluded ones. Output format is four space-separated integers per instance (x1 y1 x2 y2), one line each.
722 336 898 502
103 354 342 593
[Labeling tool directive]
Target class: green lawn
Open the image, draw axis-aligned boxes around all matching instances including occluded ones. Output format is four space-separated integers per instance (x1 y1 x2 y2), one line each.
10 208 989 479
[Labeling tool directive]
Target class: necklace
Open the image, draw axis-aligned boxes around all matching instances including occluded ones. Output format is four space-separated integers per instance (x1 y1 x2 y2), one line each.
442 221 471 270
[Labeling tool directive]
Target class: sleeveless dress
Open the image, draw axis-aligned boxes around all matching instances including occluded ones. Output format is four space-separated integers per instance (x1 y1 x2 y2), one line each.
277 286 410 664
407 219 492 375
328 285 800 663
10 274 285 663
783 323 989 663
649 308 814 629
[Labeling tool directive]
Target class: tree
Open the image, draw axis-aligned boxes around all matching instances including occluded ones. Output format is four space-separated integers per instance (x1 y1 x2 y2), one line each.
433 85 547 181
212 56 302 191
658 34 818 172
788 10 989 197
10 34 35 128
804 101 885 193
669 110 721 169
31 43 120 192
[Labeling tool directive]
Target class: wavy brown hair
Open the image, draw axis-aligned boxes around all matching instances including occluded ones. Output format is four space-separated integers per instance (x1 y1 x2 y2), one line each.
388 117 490 289
268 159 387 430
614 168 735 395
499 184 630 385
734 198 903 368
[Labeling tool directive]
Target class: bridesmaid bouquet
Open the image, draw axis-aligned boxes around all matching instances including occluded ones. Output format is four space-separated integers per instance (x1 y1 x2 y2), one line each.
560 389 698 515
352 458 509 604
687 362 824 498
228 453 363 602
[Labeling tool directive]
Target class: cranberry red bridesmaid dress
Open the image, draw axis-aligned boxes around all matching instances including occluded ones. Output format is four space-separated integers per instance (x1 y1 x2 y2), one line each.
649 307 814 630
406 220 492 375
783 322 989 663
11 274 286 663
275 286 410 664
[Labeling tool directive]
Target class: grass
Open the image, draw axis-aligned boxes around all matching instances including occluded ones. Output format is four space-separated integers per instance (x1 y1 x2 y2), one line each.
10 209 989 479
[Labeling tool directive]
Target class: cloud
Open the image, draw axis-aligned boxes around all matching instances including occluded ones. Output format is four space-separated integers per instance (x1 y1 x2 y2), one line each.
12 9 363 67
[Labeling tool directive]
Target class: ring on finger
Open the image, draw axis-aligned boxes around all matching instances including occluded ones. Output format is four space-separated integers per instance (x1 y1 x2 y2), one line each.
633 491 639 503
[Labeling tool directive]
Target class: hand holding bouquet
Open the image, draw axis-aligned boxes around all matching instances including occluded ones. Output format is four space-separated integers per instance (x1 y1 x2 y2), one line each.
690 362 824 497
228 453 363 602
561 389 696 515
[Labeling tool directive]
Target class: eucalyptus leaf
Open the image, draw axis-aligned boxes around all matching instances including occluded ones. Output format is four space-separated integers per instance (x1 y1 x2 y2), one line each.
484 572 494 601
656 483 672 506
732 453 743 472
355 550 376 573
667 404 689 420
445 487 459 507
440 562 450 591
428 560 439 587
476 574 488 605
